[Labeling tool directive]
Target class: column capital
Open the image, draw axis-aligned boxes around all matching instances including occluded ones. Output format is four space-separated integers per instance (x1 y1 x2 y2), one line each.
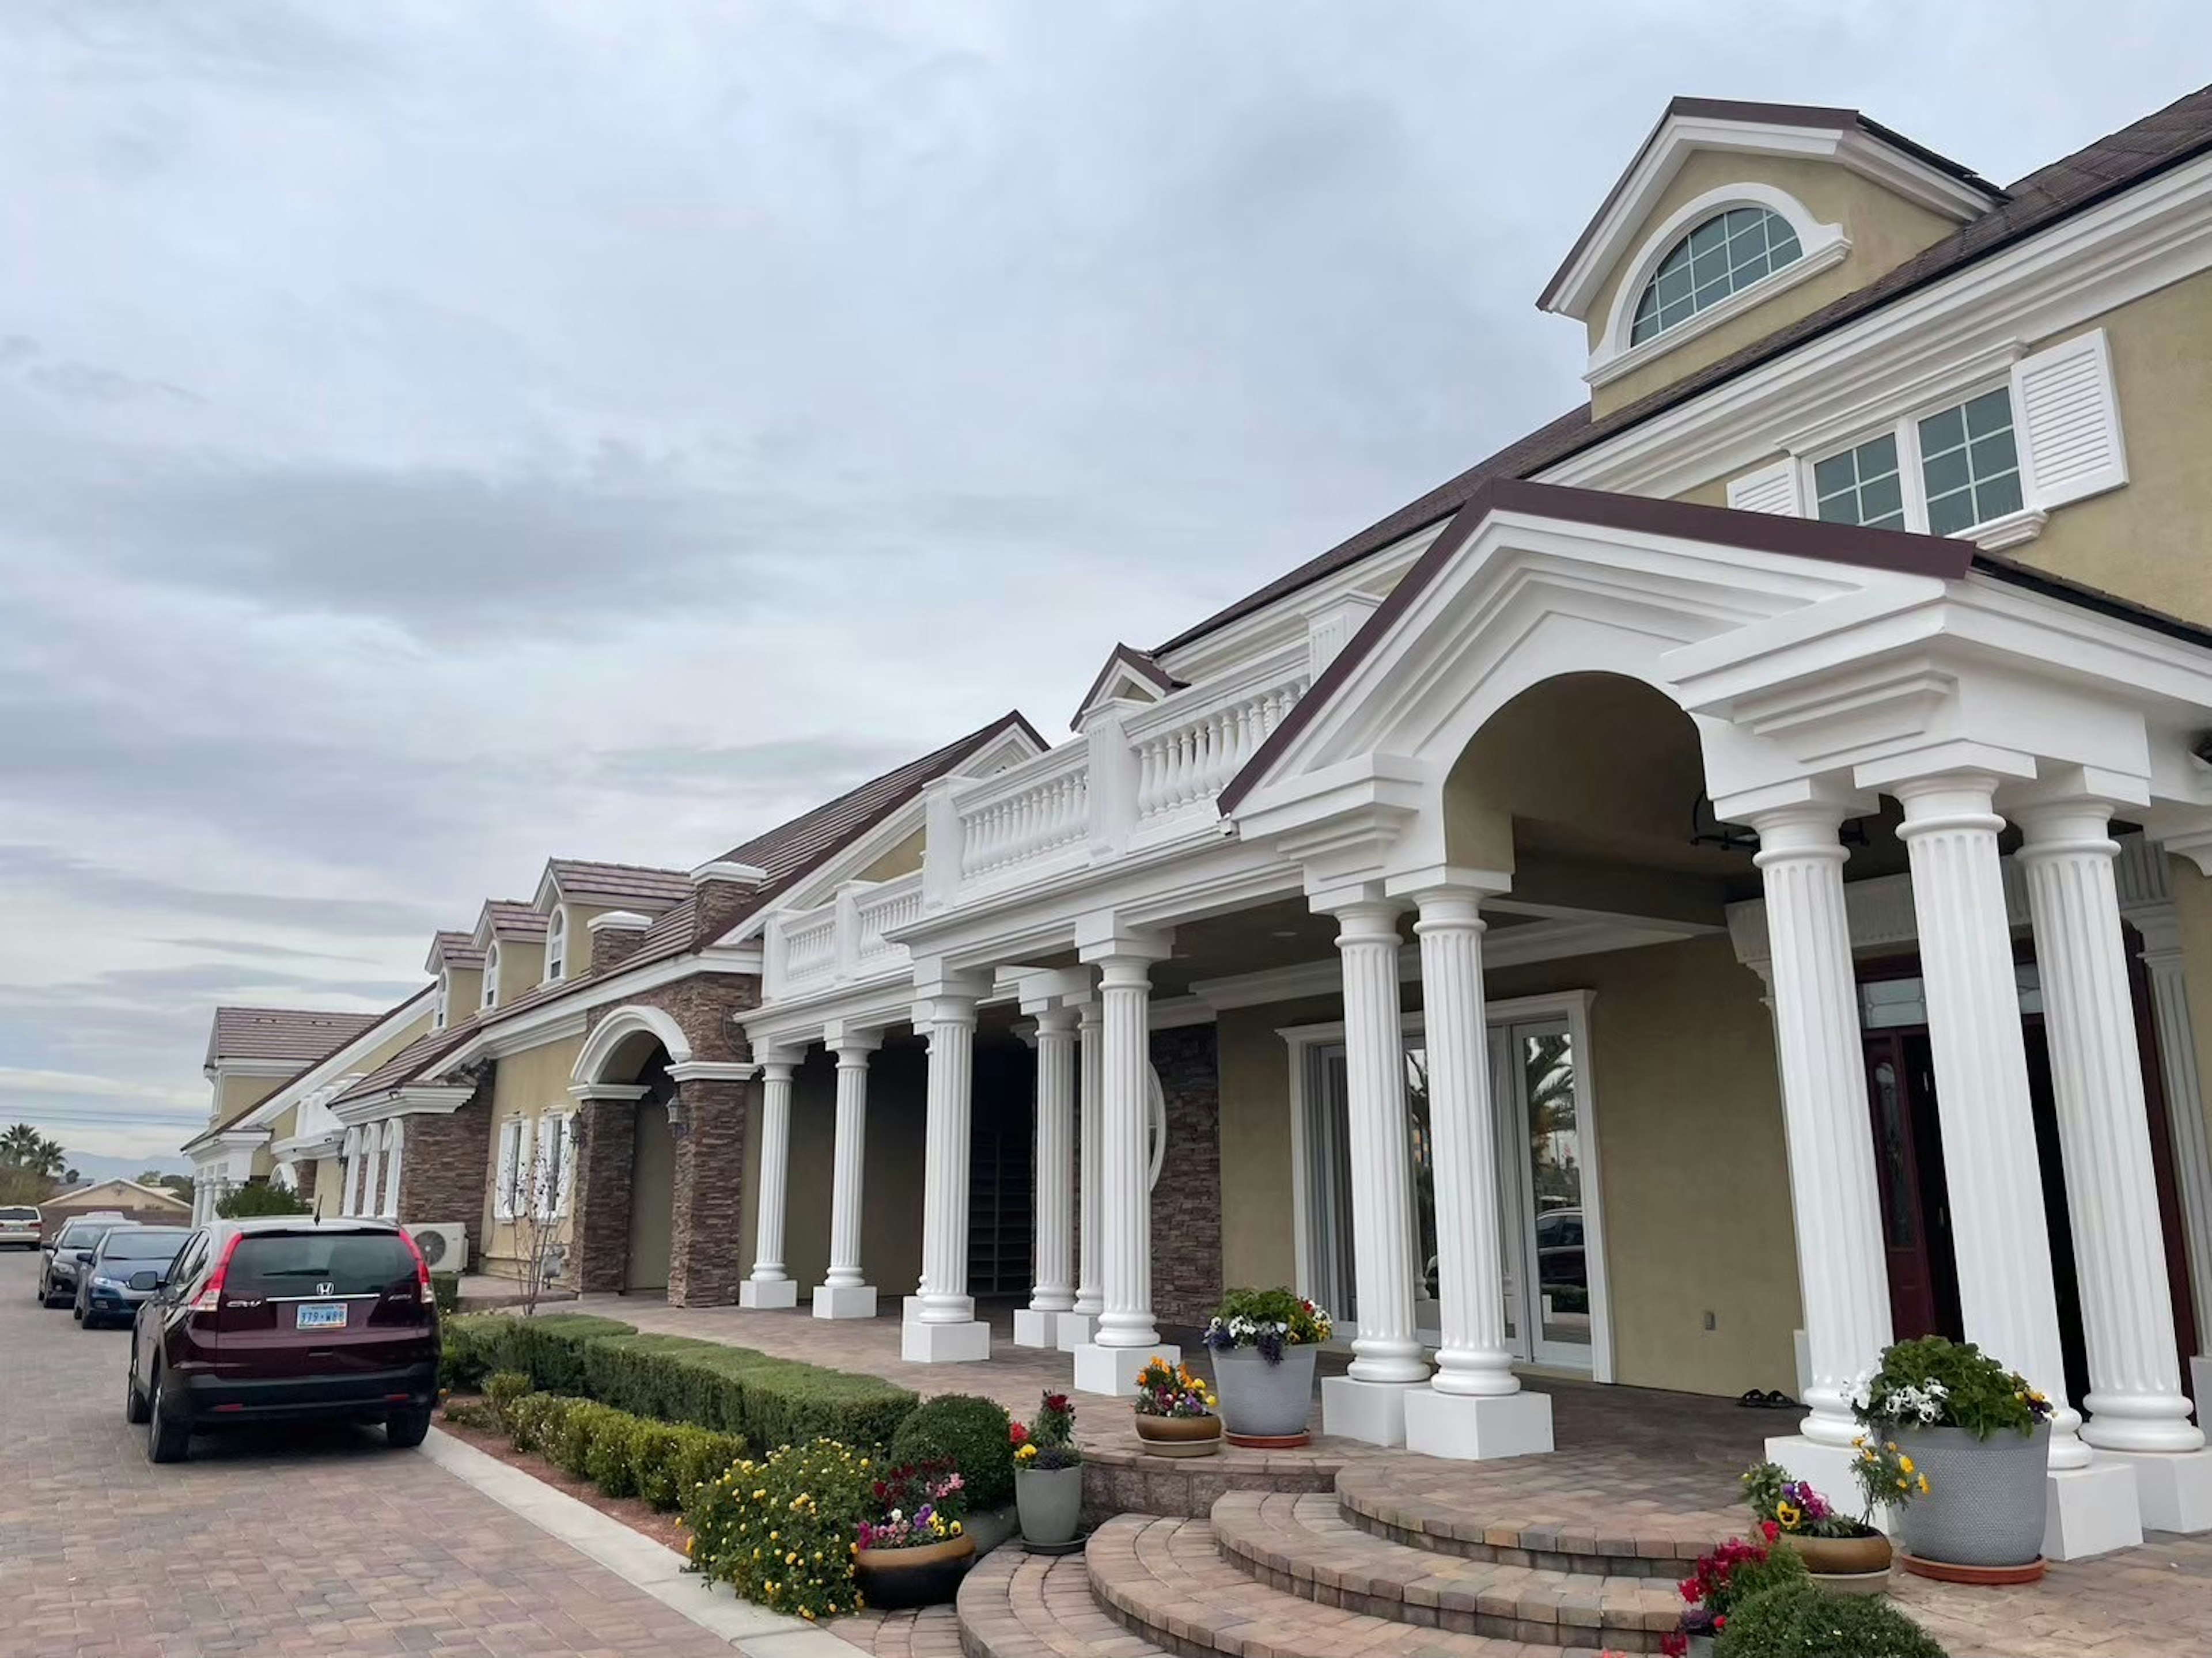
1074 915 1173 968
2011 794 2123 862
1032 1004 1080 1036
1316 889 1406 946
758 1050 802 1084
1382 864 1513 904
910 992 979 1031
567 1081 653 1103
1891 769 2008 836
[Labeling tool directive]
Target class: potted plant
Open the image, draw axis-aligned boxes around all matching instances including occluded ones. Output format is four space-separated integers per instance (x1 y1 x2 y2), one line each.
1661 1536 1807 1658
1200 1287 1330 1447
1131 1355 1221 1456
1741 1460 1892 1590
851 1458 972 1609
1850 1336 2053 1581
1012 1391 1084 1550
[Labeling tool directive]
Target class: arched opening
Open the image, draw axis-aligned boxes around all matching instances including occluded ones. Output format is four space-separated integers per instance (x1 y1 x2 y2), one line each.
569 1010 687 1297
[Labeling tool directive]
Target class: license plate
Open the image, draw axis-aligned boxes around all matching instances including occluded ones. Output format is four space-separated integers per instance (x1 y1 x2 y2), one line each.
296 1302 347 1330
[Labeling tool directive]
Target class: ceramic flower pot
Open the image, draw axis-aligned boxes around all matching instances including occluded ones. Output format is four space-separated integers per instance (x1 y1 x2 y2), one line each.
1212 1345 1317 1445
1015 1464 1084 1545
1777 1528 1893 1591
1134 1414 1222 1458
853 1534 975 1610
1894 1424 2048 1568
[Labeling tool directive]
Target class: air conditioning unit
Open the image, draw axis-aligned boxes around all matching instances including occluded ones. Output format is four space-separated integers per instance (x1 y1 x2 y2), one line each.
406 1222 469 1274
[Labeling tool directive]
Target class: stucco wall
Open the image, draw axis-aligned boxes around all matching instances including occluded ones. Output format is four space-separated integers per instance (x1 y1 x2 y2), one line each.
479 1032 584 1270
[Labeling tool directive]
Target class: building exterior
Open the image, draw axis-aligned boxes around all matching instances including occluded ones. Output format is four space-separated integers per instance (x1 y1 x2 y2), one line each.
192 86 2212 1561
40 1178 191 1233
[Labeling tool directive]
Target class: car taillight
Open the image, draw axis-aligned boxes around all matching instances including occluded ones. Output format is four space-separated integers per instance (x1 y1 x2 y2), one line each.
399 1227 434 1307
191 1232 244 1314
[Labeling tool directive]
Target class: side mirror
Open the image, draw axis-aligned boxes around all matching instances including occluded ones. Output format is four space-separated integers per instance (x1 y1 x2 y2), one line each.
74 1249 94 1263
128 1270 161 1293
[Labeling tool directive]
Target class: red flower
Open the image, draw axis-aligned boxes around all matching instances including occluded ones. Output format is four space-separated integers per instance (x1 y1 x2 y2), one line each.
1759 1519 1779 1543
1009 1422 1029 1445
1660 1634 1688 1658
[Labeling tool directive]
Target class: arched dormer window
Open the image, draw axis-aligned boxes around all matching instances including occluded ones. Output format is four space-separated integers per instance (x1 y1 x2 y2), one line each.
545 908 567 982
482 942 501 1010
1630 207 1802 345
433 972 449 1031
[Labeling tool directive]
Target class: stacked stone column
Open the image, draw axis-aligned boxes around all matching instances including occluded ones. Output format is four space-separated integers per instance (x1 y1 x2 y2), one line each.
565 1085 643 1295
666 1073 751 1307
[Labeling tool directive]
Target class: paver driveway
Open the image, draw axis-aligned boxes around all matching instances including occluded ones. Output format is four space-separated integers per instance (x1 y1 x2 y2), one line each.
0 1250 737 1658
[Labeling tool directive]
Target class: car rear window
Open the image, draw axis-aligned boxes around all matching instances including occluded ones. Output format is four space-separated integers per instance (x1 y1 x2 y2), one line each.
0 1208 38 1223
100 1229 189 1263
224 1231 417 1298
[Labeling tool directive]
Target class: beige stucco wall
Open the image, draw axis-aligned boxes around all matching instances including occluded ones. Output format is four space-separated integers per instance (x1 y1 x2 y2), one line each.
309 1155 343 1220
490 941 546 1010
853 829 925 885
1589 150 1957 419
1217 994 1335 1294
216 1070 282 1122
442 966 484 1025
480 1031 584 1268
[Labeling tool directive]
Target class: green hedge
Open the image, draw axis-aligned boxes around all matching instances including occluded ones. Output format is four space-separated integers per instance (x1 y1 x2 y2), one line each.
446 1314 916 1451
478 1383 749 1514
888 1393 1016 1508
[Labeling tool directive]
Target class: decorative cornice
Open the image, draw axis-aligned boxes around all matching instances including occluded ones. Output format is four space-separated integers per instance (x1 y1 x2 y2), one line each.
666 1060 759 1084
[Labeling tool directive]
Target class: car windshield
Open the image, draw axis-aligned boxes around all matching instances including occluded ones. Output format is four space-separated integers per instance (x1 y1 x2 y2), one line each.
99 1228 189 1263
224 1231 417 1299
58 1221 123 1250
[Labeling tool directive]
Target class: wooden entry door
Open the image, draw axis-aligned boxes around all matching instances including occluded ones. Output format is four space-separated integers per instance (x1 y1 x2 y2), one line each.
1861 1030 1962 1342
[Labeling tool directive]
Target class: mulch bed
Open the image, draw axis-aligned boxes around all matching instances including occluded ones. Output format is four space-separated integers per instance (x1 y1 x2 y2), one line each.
437 1405 690 1556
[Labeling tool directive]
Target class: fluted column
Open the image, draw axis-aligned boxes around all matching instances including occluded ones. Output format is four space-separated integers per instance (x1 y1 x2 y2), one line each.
904 991 989 1361
2133 908 2212 1350
1016 1007 1078 1346
1059 997 1105 1350
740 1052 800 1309
1895 773 2086 1468
815 1031 881 1318
2018 800 2203 1453
1755 803 1896 1447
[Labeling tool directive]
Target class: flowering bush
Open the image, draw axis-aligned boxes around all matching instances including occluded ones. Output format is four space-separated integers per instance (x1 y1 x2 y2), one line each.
1014 1391 1083 1471
1741 1460 1878 1538
1659 1535 1808 1653
1713 1581 1948 1657
681 1438 876 1621
1850 1436 1931 1515
887 1393 1016 1508
1133 1356 1217 1418
856 1458 968 1550
1849 1335 2053 1440
1202 1287 1332 1363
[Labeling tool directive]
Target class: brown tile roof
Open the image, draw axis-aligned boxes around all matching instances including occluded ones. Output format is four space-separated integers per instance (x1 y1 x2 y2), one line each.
1159 82 2212 658
205 1006 383 1067
427 929 486 969
478 900 549 941
328 1023 475 1108
187 993 431 1148
543 859 693 910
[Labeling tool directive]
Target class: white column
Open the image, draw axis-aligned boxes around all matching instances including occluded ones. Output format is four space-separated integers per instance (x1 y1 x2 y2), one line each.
1073 950 1176 1395
1895 772 2139 1559
741 1052 801 1309
1402 882 1554 1460
380 1120 406 1220
813 1030 881 1319
1015 1006 1078 1346
2132 907 2212 1381
2019 799 2212 1532
1059 997 1104 1351
903 991 989 1362
359 1135 383 1223
1319 894 1429 1447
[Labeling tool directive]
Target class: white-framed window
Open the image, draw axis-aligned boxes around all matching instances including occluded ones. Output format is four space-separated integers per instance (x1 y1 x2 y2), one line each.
433 972 449 1031
1630 207 1802 346
1812 385 2024 538
545 908 567 982
482 942 501 1010
494 1116 530 1220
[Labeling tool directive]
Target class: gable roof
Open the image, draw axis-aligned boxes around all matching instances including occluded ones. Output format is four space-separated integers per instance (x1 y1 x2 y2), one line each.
474 900 548 946
204 1006 382 1069
185 991 435 1151
424 929 487 973
328 1022 476 1109
538 859 694 913
1070 644 1181 730
1159 81 2212 660
43 1177 190 1213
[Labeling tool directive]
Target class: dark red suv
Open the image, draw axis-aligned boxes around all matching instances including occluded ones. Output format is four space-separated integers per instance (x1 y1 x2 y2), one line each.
127 1217 440 1463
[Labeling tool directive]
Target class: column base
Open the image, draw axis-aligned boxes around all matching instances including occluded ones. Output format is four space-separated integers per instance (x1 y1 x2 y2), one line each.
900 1319 991 1363
903 1293 926 1322
2096 1447 2212 1534
2044 1460 2143 1561
1055 1310 1097 1352
1073 1341 1177 1398
738 1277 798 1310
811 1283 877 1320
1013 1307 1071 1348
2193 1355 2212 1413
1321 1376 1423 1448
1764 1435 1892 1535
1403 1386 1552 1460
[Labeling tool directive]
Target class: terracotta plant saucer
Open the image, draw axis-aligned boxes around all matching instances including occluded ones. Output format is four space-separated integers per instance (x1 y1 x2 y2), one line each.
1899 1553 2047 1585
1224 1431 1312 1450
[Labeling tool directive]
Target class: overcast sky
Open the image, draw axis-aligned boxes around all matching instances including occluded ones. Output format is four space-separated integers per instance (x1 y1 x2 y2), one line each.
1 2 2202 1163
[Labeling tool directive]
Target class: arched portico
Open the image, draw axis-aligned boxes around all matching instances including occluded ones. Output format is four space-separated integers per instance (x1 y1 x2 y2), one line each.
565 1003 690 1297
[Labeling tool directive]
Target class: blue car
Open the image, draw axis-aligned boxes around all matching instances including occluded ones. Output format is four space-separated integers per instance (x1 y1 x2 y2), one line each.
75 1224 191 1329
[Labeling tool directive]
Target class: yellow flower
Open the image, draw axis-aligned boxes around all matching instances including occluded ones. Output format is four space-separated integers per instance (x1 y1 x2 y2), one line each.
1898 1454 1915 1475
1776 1501 1802 1529
1917 1474 1930 1494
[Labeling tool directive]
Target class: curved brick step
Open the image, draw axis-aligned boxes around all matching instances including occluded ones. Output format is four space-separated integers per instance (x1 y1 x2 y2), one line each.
956 1543 1171 1658
1335 1452 1737 1579
1211 1490 1681 1653
1086 1513 1617 1658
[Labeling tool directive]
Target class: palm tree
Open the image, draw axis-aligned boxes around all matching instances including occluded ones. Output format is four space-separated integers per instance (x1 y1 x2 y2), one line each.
0 1125 64 1177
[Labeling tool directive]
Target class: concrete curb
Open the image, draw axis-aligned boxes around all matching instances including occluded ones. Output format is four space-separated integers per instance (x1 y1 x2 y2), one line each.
421 1427 855 1655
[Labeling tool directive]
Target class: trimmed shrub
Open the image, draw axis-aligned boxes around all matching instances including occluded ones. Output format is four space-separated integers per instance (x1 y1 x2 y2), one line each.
585 1410 643 1498
1715 1581 1948 1657
887 1393 1016 1509
666 1424 749 1507
441 1397 499 1432
430 1273 461 1316
684 1439 877 1621
483 1369 533 1433
507 1391 579 1456
551 1401 620 1481
628 1420 687 1509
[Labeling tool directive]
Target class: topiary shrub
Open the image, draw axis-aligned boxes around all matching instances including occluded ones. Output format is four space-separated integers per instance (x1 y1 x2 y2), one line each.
888 1393 1017 1509
1715 1581 1948 1657
683 1439 877 1621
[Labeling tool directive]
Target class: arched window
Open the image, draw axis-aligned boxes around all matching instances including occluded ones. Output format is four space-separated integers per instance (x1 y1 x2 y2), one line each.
1630 207 1802 345
482 942 501 1010
432 973 449 1031
545 909 567 982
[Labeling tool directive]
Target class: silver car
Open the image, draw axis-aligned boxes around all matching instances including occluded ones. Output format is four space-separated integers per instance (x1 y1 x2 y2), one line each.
0 1206 39 1249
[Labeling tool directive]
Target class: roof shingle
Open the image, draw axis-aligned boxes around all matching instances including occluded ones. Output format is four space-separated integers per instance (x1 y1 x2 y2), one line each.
205 1006 382 1067
544 859 694 910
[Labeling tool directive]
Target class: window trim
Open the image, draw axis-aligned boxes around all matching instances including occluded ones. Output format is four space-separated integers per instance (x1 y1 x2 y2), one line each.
1802 377 2046 551
482 942 501 1011
432 972 449 1031
545 908 568 984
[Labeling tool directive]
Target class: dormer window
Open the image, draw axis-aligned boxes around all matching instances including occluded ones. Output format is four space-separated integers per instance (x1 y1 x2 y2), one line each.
482 942 501 1010
1629 207 1802 346
433 973 449 1031
545 909 567 982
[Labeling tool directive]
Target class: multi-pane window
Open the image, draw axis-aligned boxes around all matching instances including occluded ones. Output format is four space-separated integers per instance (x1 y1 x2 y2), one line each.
1813 433 1906 530
1630 207 1804 345
482 942 500 1009
545 910 566 982
1917 390 2023 536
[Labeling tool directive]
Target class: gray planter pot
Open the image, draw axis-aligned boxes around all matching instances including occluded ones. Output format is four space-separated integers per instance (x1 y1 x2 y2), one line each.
1015 1464 1084 1546
963 1500 1019 1557
1895 1423 2048 1567
1212 1345 1318 1440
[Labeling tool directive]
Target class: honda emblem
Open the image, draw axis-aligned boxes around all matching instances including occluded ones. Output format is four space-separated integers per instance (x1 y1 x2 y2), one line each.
315 1281 335 1297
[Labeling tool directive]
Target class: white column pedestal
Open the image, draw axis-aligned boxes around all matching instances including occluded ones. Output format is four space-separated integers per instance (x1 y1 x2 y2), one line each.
902 1293 926 1321
1055 1310 1097 1352
1013 1309 1060 1347
1404 1387 1554 1461
1074 1340 1179 1398
813 1284 877 1320
739 1279 798 1310
1321 1376 1423 1448
2096 1448 2212 1532
903 1311 991 1364
2046 1462 2144 1560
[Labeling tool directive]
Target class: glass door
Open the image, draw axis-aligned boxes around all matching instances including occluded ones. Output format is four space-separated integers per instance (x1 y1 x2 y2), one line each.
1498 1016 1591 1370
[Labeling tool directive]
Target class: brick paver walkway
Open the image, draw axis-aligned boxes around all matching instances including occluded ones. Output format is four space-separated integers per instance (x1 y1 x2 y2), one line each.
0 1254 741 1658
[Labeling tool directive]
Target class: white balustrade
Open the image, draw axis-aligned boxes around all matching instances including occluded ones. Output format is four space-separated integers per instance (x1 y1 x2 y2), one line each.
1127 658 1309 826
855 878 923 966
956 752 1090 880
781 909 838 987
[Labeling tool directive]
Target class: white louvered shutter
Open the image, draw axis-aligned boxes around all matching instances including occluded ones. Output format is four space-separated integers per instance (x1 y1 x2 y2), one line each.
517 1116 540 1220
556 1115 578 1217
2012 328 2127 509
1726 457 1802 516
494 1120 518 1219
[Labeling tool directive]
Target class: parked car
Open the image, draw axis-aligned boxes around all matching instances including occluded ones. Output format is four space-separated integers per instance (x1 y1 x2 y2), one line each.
39 1213 128 1307
75 1224 191 1329
0 1206 40 1249
128 1217 440 1463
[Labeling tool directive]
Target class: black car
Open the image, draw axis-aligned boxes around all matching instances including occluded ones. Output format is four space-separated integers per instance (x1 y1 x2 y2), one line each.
39 1214 128 1308
75 1224 191 1329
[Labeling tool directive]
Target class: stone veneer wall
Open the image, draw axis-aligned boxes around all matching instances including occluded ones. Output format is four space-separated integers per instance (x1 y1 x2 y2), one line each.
569 1094 638 1294
292 1161 318 1204
667 1076 751 1306
1149 1024 1223 1327
395 1079 492 1240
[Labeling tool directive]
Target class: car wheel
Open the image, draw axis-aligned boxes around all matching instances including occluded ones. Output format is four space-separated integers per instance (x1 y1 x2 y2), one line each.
386 1406 433 1449
145 1364 190 1464
71 1299 83 1322
124 1353 149 1424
